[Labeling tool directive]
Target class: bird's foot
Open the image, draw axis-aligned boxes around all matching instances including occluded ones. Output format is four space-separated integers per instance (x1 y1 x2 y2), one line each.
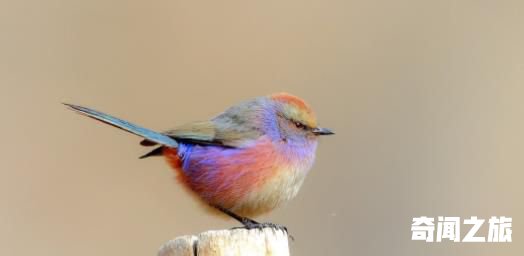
214 206 293 240
232 221 294 241
245 222 288 233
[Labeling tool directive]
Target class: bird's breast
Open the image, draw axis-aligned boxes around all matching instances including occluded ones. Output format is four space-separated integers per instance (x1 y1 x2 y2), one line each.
163 137 317 217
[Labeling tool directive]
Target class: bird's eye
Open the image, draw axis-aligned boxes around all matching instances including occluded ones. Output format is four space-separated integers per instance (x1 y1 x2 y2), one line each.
294 121 305 129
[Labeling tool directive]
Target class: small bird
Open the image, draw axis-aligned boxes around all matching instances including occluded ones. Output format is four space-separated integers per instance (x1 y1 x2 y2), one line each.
65 92 333 230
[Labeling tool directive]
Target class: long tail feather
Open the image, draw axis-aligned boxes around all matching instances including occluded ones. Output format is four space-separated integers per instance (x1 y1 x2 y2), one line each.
64 103 178 148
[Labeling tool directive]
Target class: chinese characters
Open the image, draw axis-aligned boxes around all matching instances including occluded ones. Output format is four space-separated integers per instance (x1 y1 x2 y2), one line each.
411 216 512 242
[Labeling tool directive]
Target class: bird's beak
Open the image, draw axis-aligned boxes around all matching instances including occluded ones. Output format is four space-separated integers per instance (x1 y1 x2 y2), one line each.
312 127 335 135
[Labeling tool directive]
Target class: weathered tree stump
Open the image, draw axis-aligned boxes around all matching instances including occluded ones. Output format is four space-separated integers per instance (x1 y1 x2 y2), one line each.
158 227 290 256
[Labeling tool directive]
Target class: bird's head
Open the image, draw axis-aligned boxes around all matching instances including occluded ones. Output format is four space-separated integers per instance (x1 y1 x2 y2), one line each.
269 92 334 144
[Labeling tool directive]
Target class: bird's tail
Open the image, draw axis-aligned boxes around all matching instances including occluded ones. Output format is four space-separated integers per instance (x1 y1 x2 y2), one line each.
64 103 178 148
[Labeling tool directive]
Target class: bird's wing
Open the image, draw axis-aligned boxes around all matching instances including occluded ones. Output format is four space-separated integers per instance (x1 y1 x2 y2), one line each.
141 97 267 148
163 121 221 145
140 120 261 148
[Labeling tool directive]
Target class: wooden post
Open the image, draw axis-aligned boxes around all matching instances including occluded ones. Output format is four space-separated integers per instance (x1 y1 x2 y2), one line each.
158 227 290 256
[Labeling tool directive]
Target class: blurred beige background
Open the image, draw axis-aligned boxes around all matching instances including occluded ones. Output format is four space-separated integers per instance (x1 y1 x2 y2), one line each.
1 0 523 255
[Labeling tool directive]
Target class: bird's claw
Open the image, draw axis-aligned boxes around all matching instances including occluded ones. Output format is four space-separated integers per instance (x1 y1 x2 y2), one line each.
232 222 294 241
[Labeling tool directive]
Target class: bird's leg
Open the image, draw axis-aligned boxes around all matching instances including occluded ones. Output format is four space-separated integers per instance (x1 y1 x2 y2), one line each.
214 205 260 228
214 206 290 237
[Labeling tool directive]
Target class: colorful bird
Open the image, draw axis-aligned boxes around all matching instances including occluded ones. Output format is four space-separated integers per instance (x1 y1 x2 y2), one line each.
64 92 333 230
